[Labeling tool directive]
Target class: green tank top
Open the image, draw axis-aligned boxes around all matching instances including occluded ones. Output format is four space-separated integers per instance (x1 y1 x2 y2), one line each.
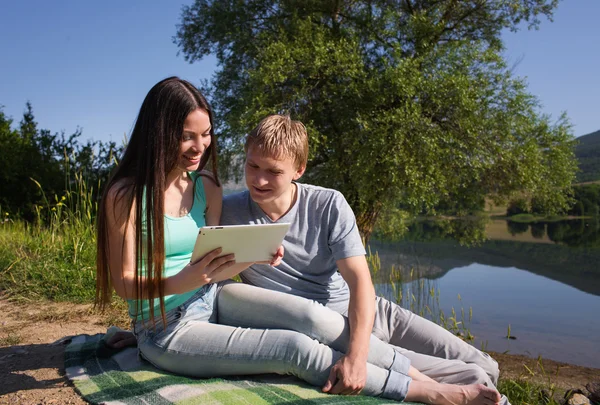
128 172 207 321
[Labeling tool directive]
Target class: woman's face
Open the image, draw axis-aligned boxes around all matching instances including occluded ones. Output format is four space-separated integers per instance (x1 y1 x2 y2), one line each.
175 108 212 173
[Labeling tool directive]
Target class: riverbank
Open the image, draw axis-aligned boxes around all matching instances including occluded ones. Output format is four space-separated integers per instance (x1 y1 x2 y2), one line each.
1 298 598 405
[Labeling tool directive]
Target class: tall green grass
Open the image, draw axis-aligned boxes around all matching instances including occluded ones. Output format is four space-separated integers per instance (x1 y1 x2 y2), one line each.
0 171 97 302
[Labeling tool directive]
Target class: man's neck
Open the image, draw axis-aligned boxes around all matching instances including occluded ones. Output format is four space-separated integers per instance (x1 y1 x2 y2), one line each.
257 183 298 222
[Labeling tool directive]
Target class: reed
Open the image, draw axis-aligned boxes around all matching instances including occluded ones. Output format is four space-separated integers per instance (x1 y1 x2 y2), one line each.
366 250 475 342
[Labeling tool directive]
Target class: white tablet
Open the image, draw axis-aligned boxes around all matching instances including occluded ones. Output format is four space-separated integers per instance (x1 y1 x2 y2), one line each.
190 223 291 264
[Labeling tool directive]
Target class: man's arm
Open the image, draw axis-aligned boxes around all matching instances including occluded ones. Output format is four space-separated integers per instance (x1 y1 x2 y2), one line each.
322 255 375 395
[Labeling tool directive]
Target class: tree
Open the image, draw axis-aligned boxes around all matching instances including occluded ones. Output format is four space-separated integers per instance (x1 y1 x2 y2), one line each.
0 108 23 214
176 0 577 240
0 104 59 219
0 103 122 220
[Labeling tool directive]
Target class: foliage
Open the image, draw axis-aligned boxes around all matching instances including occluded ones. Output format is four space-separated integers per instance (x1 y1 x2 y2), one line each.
497 378 561 405
507 183 600 218
0 171 97 302
379 217 489 246
567 184 600 217
0 103 121 221
429 188 486 216
575 129 600 183
175 0 577 240
372 206 409 241
506 198 530 217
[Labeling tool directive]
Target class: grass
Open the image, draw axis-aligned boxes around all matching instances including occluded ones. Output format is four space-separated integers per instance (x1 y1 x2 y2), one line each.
498 379 561 405
0 172 97 302
493 355 588 405
0 221 96 302
0 332 22 346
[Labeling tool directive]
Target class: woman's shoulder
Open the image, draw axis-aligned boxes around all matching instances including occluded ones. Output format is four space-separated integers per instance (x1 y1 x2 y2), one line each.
106 178 135 201
197 171 222 194
103 178 136 224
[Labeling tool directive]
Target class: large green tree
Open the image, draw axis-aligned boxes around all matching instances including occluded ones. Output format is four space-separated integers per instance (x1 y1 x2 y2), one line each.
176 0 577 240
0 104 121 220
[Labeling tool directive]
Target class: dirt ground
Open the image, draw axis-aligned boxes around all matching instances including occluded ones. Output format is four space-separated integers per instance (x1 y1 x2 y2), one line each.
0 299 598 405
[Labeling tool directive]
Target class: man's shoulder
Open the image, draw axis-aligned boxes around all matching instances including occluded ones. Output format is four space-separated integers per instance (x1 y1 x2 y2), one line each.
222 190 252 223
299 183 345 203
223 189 250 205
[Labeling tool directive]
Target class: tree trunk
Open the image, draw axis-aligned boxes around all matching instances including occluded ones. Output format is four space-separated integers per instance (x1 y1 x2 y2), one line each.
355 203 382 245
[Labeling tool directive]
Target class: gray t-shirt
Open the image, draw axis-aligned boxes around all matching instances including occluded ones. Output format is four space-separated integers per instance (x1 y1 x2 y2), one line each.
221 182 366 314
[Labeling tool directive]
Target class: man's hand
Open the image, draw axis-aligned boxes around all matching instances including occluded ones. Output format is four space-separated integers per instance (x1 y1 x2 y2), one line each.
256 245 284 266
270 245 284 266
322 354 367 395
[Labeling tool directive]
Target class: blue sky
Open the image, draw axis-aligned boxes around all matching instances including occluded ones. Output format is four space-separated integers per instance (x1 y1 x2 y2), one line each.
1 0 598 145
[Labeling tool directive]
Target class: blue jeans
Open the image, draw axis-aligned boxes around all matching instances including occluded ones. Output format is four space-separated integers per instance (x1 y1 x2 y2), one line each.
134 282 411 401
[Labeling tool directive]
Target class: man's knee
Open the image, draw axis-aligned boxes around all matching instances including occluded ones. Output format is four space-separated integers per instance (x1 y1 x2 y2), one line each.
458 363 493 385
479 354 499 384
373 296 411 343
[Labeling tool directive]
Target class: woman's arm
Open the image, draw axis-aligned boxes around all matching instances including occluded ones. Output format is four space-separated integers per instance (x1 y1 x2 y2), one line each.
202 174 222 226
104 183 137 300
105 182 234 300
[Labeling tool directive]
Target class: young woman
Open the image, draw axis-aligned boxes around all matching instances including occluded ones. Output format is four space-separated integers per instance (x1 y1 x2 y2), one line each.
96 77 502 405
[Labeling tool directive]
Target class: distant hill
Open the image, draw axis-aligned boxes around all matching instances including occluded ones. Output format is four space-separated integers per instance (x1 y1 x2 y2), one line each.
575 129 600 183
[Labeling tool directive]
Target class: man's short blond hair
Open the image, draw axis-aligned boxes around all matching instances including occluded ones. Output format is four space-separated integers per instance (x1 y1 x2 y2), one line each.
245 115 308 169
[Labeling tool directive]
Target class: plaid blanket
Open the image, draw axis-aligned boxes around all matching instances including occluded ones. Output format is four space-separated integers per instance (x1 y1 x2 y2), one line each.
65 333 412 405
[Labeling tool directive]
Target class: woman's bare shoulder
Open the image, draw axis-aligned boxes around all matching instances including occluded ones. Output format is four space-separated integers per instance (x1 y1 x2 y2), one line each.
104 178 136 223
106 178 134 201
199 171 222 194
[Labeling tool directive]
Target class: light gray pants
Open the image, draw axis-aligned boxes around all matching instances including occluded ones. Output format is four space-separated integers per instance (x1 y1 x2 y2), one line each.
223 283 500 388
369 296 500 387
218 284 510 404
136 283 411 401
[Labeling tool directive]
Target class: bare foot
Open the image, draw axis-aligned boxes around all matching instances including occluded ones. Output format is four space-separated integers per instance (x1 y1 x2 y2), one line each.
432 383 501 405
407 382 501 405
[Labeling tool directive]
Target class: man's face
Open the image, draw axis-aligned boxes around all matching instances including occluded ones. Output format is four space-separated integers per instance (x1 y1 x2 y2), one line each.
244 147 304 206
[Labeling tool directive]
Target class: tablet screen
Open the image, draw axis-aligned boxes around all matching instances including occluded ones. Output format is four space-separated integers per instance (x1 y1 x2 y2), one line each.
190 223 291 264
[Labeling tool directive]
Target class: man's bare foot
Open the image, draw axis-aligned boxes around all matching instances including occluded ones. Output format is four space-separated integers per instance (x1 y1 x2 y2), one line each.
431 383 501 405
407 381 501 405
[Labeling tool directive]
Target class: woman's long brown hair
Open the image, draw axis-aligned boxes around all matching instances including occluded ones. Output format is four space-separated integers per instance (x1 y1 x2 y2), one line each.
95 77 220 326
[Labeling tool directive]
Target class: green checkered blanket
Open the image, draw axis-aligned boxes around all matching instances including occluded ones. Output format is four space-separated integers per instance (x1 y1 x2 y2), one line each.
65 333 409 404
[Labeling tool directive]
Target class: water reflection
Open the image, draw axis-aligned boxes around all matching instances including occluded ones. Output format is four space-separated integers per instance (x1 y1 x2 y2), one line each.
502 217 600 248
369 218 600 368
371 218 600 296
374 264 600 368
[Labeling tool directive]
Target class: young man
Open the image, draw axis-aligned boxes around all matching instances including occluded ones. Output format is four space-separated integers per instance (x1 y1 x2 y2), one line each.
220 115 503 395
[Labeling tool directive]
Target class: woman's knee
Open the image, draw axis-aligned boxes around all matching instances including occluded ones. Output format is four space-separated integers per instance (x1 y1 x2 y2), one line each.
217 282 247 304
300 299 348 340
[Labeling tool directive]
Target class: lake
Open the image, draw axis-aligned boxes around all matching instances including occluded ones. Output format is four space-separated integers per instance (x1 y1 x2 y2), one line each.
368 218 600 369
